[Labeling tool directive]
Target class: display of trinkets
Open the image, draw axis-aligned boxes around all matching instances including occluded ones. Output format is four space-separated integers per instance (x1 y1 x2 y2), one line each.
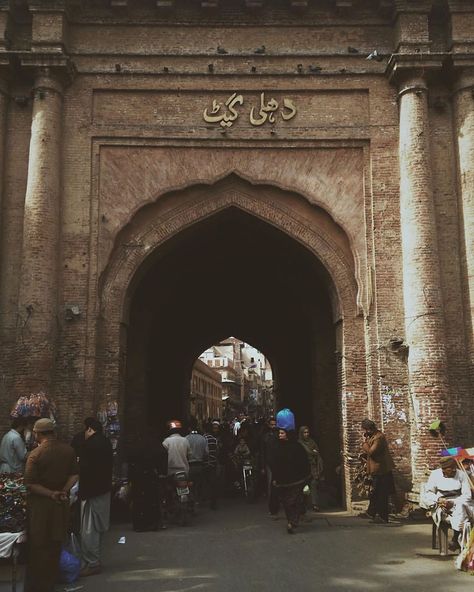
0 474 27 533
10 392 57 422
97 397 120 453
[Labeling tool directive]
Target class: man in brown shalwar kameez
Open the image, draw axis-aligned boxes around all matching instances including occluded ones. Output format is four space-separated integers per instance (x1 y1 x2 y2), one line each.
24 418 78 592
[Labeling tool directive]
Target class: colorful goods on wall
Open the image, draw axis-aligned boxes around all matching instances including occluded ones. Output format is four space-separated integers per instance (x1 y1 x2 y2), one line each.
10 392 57 422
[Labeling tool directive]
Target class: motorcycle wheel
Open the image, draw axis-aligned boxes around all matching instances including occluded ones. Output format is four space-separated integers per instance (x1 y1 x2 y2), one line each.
245 475 255 503
179 502 190 526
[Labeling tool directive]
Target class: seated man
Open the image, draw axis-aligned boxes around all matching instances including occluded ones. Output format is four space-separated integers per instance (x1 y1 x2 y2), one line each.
420 456 474 551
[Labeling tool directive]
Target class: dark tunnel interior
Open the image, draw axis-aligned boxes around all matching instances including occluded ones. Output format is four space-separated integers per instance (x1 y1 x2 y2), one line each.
124 206 342 492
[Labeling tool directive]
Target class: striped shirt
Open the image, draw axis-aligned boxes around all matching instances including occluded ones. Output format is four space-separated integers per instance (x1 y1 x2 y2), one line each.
203 433 218 468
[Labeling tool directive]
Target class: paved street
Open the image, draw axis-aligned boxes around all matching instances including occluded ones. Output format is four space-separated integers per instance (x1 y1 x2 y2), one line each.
76 499 469 592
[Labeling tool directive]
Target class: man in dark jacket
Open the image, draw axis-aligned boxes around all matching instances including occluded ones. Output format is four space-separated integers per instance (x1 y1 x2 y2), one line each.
360 418 395 524
79 418 113 577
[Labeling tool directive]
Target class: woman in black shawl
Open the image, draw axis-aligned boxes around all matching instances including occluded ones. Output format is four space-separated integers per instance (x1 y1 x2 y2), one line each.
268 409 311 534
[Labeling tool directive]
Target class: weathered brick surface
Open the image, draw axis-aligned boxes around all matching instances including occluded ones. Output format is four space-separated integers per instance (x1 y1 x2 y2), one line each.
0 0 472 507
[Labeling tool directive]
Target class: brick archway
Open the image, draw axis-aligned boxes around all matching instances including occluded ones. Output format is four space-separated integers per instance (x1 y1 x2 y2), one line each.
97 175 367 508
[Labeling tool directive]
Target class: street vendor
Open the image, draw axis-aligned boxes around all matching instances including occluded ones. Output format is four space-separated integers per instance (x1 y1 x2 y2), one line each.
0 417 28 473
420 456 474 552
24 418 78 592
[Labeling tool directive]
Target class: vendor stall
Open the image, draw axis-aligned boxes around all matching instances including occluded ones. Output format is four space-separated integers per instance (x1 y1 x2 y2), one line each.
0 474 27 592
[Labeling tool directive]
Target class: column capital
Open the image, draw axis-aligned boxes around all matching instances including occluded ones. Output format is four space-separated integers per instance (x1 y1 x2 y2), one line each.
18 53 76 89
393 0 433 13
0 53 15 95
386 53 443 87
452 64 474 94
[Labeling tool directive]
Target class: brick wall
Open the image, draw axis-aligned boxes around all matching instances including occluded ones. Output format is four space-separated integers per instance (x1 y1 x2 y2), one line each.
0 0 472 506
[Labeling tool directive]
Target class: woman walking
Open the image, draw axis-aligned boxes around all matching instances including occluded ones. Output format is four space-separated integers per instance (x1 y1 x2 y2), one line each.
298 426 324 512
268 409 310 534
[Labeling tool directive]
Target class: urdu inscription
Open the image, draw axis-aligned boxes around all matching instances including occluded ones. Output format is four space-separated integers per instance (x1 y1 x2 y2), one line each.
203 92 297 128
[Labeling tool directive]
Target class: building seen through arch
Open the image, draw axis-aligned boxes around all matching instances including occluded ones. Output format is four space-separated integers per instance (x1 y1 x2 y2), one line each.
197 337 275 422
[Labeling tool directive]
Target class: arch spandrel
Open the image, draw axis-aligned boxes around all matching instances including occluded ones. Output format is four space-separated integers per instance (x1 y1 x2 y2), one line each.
97 146 368 310
99 178 360 337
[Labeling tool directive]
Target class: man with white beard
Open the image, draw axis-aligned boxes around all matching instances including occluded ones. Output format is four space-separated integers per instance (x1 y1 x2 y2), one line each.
421 456 474 551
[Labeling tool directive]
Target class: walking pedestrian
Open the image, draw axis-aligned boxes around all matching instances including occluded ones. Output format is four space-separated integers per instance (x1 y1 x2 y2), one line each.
261 417 280 516
79 418 113 577
268 409 310 534
24 418 78 592
360 418 395 524
0 417 28 474
298 426 324 511
186 419 209 503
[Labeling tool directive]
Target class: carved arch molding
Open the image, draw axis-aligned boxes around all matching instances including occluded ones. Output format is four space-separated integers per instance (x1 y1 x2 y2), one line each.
95 176 369 492
99 177 361 334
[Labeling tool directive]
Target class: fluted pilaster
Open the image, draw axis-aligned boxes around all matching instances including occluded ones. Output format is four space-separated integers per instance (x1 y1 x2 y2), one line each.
17 68 63 392
0 75 7 214
453 67 474 389
398 73 450 482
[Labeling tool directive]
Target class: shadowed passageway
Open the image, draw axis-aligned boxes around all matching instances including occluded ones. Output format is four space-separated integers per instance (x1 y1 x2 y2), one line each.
124 205 341 485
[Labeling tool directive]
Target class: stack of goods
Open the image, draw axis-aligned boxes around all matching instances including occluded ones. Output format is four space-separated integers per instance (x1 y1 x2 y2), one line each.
97 398 120 453
353 453 373 497
10 392 57 422
0 474 27 533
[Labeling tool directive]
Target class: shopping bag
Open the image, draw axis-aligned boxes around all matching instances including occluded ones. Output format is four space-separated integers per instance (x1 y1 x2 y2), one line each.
58 547 81 583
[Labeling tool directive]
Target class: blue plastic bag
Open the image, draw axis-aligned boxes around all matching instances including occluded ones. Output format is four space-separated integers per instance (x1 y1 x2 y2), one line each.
58 547 80 584
276 408 295 431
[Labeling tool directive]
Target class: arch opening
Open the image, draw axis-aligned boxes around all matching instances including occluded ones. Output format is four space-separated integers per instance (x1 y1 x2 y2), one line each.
193 337 275 422
123 206 344 504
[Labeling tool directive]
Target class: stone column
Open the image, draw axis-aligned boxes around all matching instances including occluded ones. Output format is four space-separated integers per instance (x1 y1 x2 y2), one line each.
398 73 450 483
0 74 8 260
16 68 63 393
453 67 474 389
0 76 7 200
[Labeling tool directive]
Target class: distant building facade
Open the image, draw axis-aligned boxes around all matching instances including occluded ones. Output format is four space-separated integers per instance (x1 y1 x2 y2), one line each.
190 359 222 424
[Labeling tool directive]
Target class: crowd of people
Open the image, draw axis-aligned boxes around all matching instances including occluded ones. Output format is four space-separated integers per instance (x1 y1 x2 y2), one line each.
0 415 113 591
0 408 473 590
124 411 325 535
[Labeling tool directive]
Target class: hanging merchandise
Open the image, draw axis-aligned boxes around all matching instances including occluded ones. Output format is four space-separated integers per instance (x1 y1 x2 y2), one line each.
9 397 30 419
10 392 58 423
0 474 27 533
97 396 121 452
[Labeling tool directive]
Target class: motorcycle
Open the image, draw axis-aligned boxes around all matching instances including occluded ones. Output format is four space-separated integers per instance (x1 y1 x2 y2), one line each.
241 460 255 502
165 470 193 526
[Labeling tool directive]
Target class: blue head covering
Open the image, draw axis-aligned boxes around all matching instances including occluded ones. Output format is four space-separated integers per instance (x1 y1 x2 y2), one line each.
276 408 295 431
